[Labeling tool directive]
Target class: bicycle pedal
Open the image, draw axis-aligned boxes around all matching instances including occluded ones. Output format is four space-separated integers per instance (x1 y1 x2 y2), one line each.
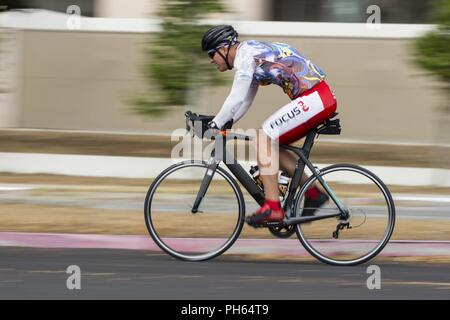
248 224 265 229
245 220 265 228
246 219 267 228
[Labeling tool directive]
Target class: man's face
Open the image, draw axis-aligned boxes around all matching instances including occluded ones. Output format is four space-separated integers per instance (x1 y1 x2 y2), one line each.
208 47 229 72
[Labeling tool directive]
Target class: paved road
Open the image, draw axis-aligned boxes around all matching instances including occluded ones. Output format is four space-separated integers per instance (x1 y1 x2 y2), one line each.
0 247 449 299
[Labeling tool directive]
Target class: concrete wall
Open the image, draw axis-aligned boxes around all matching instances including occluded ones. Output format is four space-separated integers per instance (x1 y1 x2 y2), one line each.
95 0 157 19
1 24 448 145
0 30 22 127
94 0 270 20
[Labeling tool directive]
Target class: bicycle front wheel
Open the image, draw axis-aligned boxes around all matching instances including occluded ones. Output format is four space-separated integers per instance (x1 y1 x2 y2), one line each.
294 164 395 266
145 161 245 261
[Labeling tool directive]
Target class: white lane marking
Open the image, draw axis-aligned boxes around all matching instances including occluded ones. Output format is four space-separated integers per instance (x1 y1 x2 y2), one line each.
0 185 35 191
394 196 450 203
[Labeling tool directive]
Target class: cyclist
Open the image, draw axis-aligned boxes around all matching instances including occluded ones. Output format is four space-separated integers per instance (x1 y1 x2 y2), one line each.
202 25 336 226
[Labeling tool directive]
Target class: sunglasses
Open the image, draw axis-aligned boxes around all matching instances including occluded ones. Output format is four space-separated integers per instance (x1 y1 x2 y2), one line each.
207 44 226 59
207 49 217 59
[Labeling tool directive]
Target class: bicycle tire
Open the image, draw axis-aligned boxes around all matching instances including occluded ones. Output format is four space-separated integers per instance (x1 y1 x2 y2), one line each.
144 160 246 261
294 164 396 266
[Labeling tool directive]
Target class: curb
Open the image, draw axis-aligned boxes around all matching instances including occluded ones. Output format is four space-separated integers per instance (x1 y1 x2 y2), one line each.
1 152 450 186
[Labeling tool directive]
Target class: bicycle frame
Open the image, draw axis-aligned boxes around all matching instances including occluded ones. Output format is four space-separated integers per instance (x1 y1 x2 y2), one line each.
191 129 349 225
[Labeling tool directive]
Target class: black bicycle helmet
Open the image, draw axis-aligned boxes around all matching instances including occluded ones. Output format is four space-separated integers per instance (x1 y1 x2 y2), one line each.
201 25 238 52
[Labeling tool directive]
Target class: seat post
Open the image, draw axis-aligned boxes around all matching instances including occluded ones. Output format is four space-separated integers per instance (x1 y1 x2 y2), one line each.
301 129 317 160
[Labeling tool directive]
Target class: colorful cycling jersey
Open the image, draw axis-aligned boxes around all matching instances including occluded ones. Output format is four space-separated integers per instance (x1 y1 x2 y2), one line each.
212 40 327 129
241 40 326 99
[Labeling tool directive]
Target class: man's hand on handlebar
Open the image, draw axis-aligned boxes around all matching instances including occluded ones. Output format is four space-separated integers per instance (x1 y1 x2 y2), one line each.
207 121 218 130
204 121 220 139
184 111 235 139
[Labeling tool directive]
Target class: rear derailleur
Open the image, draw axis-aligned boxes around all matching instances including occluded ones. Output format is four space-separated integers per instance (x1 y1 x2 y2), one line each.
332 222 352 239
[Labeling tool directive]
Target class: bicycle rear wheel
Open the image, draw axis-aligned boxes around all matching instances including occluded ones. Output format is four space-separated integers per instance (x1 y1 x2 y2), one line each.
145 161 245 261
294 164 395 266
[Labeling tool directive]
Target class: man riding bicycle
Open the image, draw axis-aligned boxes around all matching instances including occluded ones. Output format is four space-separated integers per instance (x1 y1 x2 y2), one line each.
201 25 336 226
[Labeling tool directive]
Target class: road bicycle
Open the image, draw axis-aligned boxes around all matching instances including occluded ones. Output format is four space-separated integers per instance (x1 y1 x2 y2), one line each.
144 111 395 266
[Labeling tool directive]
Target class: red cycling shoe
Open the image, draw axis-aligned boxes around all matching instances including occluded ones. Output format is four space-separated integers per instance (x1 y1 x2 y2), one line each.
246 202 285 227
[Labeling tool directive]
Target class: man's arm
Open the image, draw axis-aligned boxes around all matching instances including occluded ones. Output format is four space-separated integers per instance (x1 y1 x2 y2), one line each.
232 81 258 124
212 71 254 129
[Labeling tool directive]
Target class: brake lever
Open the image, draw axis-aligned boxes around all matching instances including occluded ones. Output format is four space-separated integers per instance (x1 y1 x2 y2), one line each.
184 111 195 134
185 118 191 133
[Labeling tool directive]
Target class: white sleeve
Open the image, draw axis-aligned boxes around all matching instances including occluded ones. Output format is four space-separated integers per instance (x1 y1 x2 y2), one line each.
232 81 258 124
212 43 257 129
212 70 254 129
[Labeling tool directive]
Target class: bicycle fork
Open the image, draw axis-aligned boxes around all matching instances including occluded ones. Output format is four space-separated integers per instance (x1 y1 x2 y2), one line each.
191 159 219 214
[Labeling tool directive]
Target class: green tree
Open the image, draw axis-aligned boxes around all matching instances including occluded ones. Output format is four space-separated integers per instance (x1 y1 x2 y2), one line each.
414 0 450 110
132 0 229 116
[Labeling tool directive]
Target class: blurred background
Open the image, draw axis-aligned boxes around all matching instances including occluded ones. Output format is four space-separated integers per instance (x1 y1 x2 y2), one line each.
0 0 449 241
0 1 448 141
1 1 450 300
0 0 438 21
